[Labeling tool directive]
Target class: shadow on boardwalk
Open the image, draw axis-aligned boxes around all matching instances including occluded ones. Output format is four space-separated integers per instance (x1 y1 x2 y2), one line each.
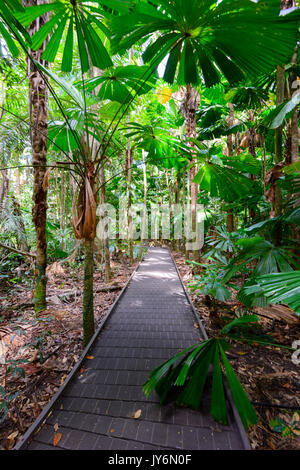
15 247 250 450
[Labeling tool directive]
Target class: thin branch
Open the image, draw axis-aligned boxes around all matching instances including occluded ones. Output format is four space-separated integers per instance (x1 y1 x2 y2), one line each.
0 242 36 259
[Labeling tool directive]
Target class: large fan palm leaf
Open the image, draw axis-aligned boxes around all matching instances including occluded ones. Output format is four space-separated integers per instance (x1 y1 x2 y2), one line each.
107 0 300 86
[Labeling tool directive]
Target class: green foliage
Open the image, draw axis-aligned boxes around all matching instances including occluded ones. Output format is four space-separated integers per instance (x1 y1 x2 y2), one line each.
16 0 113 72
108 0 300 87
143 315 261 429
187 258 233 303
193 158 254 203
270 412 300 438
244 271 300 316
0 0 30 57
83 65 157 104
0 385 21 422
223 237 297 284
205 226 240 256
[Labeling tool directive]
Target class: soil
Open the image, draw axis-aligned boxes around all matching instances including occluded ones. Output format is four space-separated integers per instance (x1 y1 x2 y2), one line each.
171 250 300 451
0 257 137 450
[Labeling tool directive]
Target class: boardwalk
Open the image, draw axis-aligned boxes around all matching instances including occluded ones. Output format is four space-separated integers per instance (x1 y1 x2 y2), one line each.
15 248 250 450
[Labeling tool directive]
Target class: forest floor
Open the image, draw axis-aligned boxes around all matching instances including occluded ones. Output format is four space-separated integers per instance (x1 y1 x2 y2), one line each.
172 250 300 451
0 256 137 450
0 247 299 451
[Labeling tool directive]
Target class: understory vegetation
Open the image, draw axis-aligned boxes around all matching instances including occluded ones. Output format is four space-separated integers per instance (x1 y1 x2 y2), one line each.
0 0 299 451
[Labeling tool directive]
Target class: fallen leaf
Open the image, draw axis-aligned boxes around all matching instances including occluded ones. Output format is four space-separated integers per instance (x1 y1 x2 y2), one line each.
7 431 18 440
237 351 248 356
86 356 94 360
283 383 290 389
54 423 59 432
194 323 199 329
134 409 142 419
53 432 62 446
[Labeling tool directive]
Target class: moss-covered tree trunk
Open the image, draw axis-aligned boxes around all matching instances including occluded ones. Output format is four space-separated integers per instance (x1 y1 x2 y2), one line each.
24 0 49 313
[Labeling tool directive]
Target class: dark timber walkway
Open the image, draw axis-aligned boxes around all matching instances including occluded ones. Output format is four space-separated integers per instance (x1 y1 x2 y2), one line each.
15 248 250 450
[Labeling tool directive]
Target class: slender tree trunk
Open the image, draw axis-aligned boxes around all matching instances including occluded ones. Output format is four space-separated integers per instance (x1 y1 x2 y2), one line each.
126 48 134 263
165 170 173 246
83 239 94 346
186 166 191 257
12 195 29 252
248 110 257 222
15 167 21 198
126 145 133 264
226 103 235 232
174 169 181 250
288 44 299 163
182 168 186 253
99 165 111 283
138 150 147 259
183 84 200 260
24 0 49 313
0 167 9 209
60 171 66 250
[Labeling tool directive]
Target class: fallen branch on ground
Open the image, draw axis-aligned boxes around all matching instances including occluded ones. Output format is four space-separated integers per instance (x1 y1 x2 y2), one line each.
0 242 36 259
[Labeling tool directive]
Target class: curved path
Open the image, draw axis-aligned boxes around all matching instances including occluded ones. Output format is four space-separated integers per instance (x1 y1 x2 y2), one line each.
15 248 250 450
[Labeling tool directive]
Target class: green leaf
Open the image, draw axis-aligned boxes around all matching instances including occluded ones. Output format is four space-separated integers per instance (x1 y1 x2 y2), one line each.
193 162 253 202
175 342 209 386
219 344 258 429
176 340 216 409
210 342 228 425
42 13 68 63
220 315 259 335
143 341 202 397
61 15 74 72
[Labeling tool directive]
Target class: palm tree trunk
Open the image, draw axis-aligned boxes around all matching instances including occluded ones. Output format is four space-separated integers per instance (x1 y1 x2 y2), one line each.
174 169 181 250
99 165 111 283
288 44 299 164
226 103 235 232
138 149 147 260
126 145 133 264
24 0 49 313
12 195 29 252
60 171 66 251
183 83 200 260
83 239 94 346
0 167 9 210
273 1 297 244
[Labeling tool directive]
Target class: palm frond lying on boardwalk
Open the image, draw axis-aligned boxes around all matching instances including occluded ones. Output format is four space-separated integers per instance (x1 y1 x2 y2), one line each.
143 314 289 430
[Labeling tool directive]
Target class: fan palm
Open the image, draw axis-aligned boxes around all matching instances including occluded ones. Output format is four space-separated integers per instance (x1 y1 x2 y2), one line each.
15 0 113 72
107 0 299 87
107 0 299 259
0 0 30 57
243 271 300 315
